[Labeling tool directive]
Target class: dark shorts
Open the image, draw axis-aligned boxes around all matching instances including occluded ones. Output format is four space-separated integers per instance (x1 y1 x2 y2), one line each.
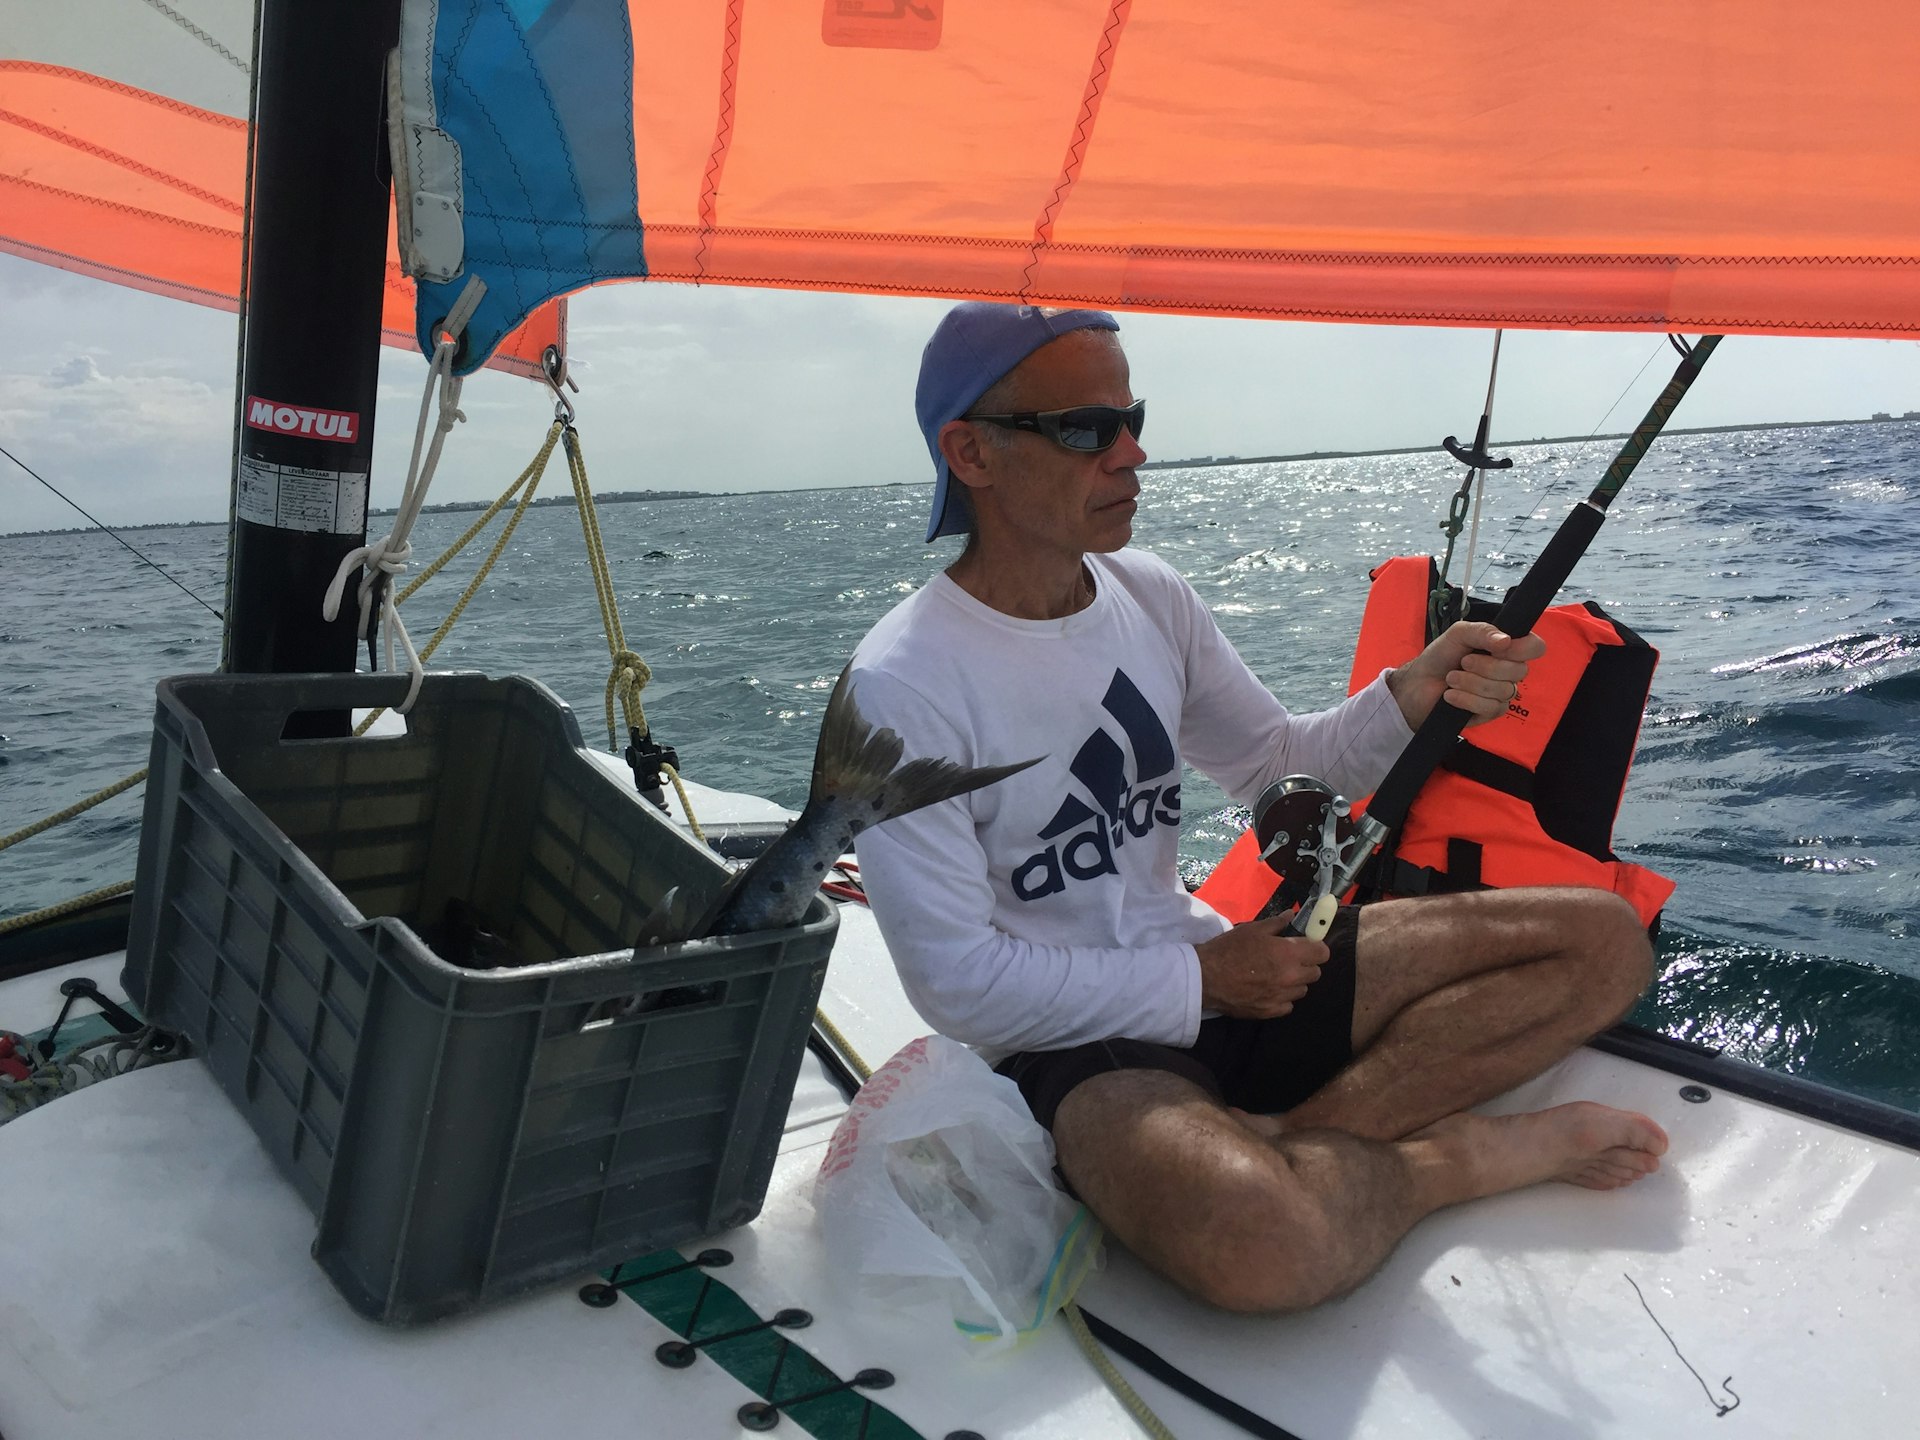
995 906 1361 1131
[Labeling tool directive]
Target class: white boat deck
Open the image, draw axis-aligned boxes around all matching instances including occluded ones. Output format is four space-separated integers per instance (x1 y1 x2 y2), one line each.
3 776 1916 1440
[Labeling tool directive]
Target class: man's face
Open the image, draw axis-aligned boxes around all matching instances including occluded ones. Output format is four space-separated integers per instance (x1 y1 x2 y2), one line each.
970 329 1145 561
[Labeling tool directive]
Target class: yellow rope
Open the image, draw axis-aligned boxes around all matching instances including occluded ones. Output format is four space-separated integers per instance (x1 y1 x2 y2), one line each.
397 420 564 605
0 879 137 937
1062 1302 1181 1440
812 1006 873 1082
563 427 645 746
354 424 562 736
660 762 706 845
0 767 148 855
561 426 704 839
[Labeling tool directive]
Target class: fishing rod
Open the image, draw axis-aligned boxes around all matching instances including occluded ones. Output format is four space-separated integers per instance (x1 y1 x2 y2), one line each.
1272 334 1723 941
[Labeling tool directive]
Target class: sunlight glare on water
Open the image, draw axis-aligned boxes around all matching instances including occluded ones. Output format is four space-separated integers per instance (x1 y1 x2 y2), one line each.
4 422 1918 1107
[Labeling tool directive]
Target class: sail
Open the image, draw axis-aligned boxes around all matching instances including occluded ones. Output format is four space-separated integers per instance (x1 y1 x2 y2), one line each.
10 3 1919 378
0 2 558 377
386 0 1920 372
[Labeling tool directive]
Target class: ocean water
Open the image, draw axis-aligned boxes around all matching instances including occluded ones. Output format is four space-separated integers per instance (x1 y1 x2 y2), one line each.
5 422 1919 1109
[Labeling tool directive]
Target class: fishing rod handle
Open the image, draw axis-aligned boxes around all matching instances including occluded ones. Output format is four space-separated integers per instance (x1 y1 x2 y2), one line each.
1364 499 1602 832
1365 336 1723 843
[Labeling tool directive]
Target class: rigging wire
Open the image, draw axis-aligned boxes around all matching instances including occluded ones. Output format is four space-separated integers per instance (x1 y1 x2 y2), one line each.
1455 329 1505 607
1469 335 1673 595
220 0 266 664
0 442 224 621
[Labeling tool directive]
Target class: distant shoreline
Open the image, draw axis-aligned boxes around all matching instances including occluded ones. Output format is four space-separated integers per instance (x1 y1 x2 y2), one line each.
6 414 1913 537
1138 413 1920 470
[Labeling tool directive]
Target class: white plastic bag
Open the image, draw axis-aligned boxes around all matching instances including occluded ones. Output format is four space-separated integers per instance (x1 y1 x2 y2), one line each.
812 1035 1101 1350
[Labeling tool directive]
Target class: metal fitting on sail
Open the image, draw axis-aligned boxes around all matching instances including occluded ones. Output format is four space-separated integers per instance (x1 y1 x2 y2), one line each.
542 344 579 425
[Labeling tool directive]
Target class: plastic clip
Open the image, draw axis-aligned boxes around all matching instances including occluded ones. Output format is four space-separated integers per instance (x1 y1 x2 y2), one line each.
626 726 680 812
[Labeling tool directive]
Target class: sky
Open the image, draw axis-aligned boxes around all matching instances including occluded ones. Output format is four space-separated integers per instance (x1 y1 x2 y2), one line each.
5 248 1920 536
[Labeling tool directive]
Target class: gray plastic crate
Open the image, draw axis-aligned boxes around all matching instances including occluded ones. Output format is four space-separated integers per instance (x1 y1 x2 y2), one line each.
123 671 835 1325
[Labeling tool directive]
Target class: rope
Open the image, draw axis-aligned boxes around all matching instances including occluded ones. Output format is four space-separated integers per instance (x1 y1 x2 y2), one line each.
561 426 705 840
323 276 487 712
812 1008 872 1083
0 1024 180 1125
0 880 137 938
563 426 645 748
1455 330 1503 605
1064 1303 1181 1440
351 423 564 735
0 768 148 856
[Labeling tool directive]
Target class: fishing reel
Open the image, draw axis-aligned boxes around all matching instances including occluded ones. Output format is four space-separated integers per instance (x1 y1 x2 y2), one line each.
1250 774 1356 935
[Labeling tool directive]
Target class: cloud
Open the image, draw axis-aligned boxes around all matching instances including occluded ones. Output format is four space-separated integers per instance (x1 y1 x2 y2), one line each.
47 354 104 388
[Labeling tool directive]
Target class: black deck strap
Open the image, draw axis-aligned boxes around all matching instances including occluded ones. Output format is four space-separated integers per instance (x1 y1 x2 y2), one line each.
1440 738 1536 801
807 1027 864 1102
1076 1308 1309 1440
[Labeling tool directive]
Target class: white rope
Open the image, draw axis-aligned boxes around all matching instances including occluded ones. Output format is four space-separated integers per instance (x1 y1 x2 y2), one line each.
323 276 487 712
1458 329 1503 604
0 1027 180 1126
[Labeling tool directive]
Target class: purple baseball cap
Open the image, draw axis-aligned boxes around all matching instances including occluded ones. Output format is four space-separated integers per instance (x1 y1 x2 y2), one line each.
915 302 1120 542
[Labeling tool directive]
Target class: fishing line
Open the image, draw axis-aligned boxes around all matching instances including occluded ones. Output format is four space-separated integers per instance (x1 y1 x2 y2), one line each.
1469 335 1672 595
1624 1273 1741 1417
0 442 225 621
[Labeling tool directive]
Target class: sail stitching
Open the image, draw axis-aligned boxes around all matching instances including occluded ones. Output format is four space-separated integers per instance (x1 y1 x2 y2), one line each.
443 8 550 303
0 60 248 128
1019 0 1133 298
695 0 748 281
497 3 593 274
0 108 242 215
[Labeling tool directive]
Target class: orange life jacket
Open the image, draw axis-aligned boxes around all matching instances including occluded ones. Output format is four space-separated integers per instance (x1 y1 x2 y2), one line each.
1196 555 1674 927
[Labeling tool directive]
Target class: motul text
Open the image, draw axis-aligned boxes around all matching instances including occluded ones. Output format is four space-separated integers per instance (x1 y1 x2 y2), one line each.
245 396 360 443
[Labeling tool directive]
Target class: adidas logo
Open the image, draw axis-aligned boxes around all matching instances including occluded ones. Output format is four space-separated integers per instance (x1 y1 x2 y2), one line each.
1012 668 1181 901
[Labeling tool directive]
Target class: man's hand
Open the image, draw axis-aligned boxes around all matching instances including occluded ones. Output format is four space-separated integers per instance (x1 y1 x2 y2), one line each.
1196 918 1329 1019
1385 620 1546 730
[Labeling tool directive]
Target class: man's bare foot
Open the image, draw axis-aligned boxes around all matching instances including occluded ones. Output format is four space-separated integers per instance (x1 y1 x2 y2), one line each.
1412 1102 1669 1200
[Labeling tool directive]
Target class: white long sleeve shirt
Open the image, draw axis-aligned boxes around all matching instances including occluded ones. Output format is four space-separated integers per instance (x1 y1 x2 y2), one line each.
849 547 1413 1062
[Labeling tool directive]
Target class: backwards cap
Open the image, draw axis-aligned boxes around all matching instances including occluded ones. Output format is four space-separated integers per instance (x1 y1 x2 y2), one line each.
914 302 1120 542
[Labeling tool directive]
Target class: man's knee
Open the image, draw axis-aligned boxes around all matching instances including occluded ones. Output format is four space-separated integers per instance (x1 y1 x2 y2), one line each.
1554 888 1655 1019
1054 1075 1362 1313
1160 1150 1349 1314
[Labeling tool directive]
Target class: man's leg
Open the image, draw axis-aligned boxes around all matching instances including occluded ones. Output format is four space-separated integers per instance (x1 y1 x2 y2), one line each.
1279 886 1654 1142
1054 1066 1667 1313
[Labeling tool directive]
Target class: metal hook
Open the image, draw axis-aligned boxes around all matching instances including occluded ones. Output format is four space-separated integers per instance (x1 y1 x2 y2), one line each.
541 343 579 424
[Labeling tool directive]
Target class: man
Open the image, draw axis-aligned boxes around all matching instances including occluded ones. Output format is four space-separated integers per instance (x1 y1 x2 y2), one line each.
849 302 1667 1313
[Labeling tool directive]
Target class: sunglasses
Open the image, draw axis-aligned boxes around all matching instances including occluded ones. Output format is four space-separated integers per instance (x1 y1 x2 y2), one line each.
966 399 1146 454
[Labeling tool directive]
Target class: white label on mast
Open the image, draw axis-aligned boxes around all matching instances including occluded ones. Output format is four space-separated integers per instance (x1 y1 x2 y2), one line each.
237 457 369 535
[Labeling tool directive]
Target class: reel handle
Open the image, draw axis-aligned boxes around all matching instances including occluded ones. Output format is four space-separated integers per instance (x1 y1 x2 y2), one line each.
1294 892 1340 941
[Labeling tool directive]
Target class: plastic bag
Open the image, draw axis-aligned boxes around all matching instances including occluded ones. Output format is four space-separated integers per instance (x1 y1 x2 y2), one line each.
812 1035 1102 1350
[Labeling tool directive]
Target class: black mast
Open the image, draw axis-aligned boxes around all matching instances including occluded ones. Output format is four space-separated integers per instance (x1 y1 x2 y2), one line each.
224 0 404 717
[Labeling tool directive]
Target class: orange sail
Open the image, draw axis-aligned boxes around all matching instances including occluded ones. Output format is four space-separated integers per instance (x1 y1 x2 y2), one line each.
0 60 556 377
9 1 1920 374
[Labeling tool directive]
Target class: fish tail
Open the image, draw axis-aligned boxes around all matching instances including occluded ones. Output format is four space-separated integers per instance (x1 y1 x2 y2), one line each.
813 666 1040 824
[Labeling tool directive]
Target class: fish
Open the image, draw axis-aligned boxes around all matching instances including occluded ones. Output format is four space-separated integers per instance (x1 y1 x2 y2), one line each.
636 667 1040 945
